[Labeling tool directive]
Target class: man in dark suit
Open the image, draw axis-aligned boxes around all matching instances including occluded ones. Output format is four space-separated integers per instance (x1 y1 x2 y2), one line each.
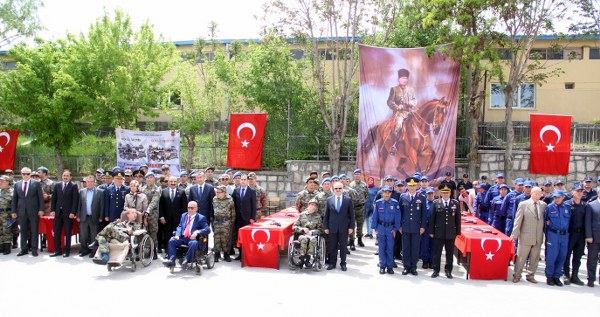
159 176 187 253
429 184 461 279
585 196 600 287
163 201 211 268
11 167 45 256
232 173 256 260
77 175 104 257
49 169 79 257
187 171 215 223
324 181 355 271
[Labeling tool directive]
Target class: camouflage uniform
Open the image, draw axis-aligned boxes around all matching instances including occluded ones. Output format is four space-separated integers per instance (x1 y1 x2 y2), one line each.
344 185 362 247
250 184 267 220
96 220 142 254
315 190 332 218
39 178 54 214
141 183 161 249
212 194 236 253
295 189 319 214
0 186 14 245
349 180 368 239
293 209 323 255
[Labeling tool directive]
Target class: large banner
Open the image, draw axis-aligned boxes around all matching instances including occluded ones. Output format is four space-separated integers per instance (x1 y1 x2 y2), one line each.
227 113 267 170
357 45 460 184
529 114 572 175
116 129 180 176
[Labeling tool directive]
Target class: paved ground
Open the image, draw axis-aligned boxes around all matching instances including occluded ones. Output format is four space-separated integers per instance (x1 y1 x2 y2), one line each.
2 235 599 316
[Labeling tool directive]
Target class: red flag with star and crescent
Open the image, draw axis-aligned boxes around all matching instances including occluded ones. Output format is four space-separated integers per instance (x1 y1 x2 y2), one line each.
227 113 267 170
529 114 571 175
0 130 19 171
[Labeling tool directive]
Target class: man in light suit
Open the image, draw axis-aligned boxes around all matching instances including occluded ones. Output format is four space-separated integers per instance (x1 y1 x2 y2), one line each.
585 196 600 287
232 174 256 260
163 201 211 268
50 169 80 257
187 171 215 223
11 167 45 256
78 175 104 257
511 186 546 283
324 181 355 271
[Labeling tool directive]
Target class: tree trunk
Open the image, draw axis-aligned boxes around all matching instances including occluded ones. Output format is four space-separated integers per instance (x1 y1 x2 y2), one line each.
328 133 342 175
503 85 515 183
54 147 65 176
211 119 217 165
468 66 483 180
185 134 195 172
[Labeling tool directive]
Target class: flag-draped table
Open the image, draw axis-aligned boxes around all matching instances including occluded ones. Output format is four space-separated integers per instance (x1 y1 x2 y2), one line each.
454 214 514 280
38 216 79 253
237 207 299 269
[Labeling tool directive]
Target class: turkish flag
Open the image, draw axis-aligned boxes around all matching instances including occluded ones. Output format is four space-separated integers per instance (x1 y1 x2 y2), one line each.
0 130 19 171
227 113 267 170
529 114 571 175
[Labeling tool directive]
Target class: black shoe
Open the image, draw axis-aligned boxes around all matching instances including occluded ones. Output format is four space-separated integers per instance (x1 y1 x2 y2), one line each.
571 276 585 286
228 249 236 255
327 264 336 270
431 271 439 278
588 280 595 287
214 252 220 263
79 251 91 257
346 247 351 254
32 250 38 257
234 255 242 261
89 252 95 258
374 252 378 255
563 271 571 280
393 262 398 268
162 259 175 267
63 252 70 258
379 268 386 274
49 252 62 257
422 262 429 269
340 264 347 271
402 268 409 275
387 268 394 274
17 250 28 256
88 241 98 249
563 277 570 285
547 278 556 286
411 269 418 276
153 253 158 260
357 237 365 247
224 253 232 262
445 271 453 279
554 278 563 287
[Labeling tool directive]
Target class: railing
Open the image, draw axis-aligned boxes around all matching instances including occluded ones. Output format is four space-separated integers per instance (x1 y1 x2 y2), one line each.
478 122 600 149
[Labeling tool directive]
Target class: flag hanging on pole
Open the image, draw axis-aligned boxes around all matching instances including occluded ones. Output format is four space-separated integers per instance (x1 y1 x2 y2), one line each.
529 114 572 175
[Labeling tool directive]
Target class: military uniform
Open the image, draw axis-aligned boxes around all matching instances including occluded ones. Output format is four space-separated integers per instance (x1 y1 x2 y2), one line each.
213 194 235 254
563 198 587 284
429 196 461 277
96 219 142 254
105 184 130 221
501 190 520 236
295 189 319 214
399 191 427 274
0 185 14 252
141 183 161 252
343 185 361 250
490 192 508 233
350 179 368 247
250 184 267 220
372 194 400 272
39 177 54 214
292 206 323 258
315 190 332 218
544 197 571 285
419 191 435 268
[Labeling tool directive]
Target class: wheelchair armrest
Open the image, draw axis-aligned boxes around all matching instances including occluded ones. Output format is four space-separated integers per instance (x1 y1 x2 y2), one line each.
133 229 147 236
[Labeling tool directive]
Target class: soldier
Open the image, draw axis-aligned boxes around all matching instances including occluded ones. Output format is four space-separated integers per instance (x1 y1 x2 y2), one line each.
161 164 170 178
398 176 427 276
429 184 461 279
502 180 523 237
563 183 587 286
395 180 406 194
124 169 133 186
177 171 189 192
372 185 400 274
104 170 130 222
582 177 598 203
232 171 242 188
219 174 235 195
541 180 555 204
4 169 14 186
205 167 218 186
139 164 148 176
490 184 509 233
479 175 488 185
36 166 53 215
248 172 267 220
295 177 319 213
585 195 600 287
457 174 473 190
0 175 14 254
315 178 333 218
439 172 457 199
420 187 435 269
293 198 323 268
544 190 571 286
483 173 506 214
340 174 360 251
213 185 235 262
416 176 429 196
349 169 368 248
92 208 142 265
133 169 146 187
375 175 402 262
31 171 40 181
141 171 161 258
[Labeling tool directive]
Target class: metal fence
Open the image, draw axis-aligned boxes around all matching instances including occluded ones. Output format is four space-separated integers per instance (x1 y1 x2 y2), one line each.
478 122 600 149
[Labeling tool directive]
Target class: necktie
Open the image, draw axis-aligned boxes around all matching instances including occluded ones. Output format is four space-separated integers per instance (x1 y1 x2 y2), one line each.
170 189 175 201
534 202 539 220
63 182 67 193
445 201 448 208
199 185 203 197
183 215 193 238
336 196 341 212
241 188 245 199
411 195 414 203
23 181 28 196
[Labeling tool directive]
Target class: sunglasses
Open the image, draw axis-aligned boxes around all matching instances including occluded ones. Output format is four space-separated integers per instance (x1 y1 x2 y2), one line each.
22 173 30 175
187 207 196 210
334 187 343 190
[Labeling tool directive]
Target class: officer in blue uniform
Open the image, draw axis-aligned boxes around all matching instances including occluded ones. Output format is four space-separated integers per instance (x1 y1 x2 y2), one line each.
104 169 130 222
502 179 523 237
399 176 427 275
375 175 402 263
544 189 571 286
372 185 401 274
582 177 598 203
420 187 435 269
490 184 509 233
482 173 506 220
563 183 587 286
416 176 429 196
474 183 490 222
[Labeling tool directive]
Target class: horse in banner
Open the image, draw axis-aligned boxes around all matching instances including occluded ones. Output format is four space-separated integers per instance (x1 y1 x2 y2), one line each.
361 97 449 179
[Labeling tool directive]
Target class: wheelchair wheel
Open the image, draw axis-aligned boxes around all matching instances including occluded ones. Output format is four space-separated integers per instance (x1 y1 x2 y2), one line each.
169 266 175 274
196 264 203 275
314 237 326 271
206 251 215 269
139 235 154 267
287 236 300 270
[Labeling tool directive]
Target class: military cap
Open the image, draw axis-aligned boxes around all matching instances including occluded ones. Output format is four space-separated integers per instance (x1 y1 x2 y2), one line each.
308 198 319 205
233 171 242 178
426 187 435 194
395 180 405 186
31 171 39 177
225 168 233 174
384 175 394 181
405 176 419 186
161 164 170 170
572 183 584 191
397 68 410 78
95 167 104 173
248 172 257 179
113 170 125 179
353 168 362 174
220 173 229 179
189 171 198 177
321 177 331 185
205 166 215 172
133 169 145 177
102 171 113 178
305 176 314 184
515 178 524 185
321 171 331 178
496 173 505 178
216 185 227 192
481 175 488 180
37 166 49 173
420 176 429 182
145 172 155 178
523 180 534 187
584 177 593 182
309 170 318 176
331 175 340 180
414 172 422 178
463 174 469 178
139 163 148 168
339 174 348 180
445 171 452 177
543 180 553 186
0 175 10 181
439 184 451 192
111 166 121 172
381 185 393 192
499 184 510 190
179 171 188 177
4 169 13 174
552 190 566 198
555 179 564 185
124 169 133 176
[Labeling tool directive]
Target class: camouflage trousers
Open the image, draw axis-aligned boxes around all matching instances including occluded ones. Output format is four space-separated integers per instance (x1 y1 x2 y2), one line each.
213 221 233 252
96 223 130 254
145 211 159 250
0 212 13 244
298 234 318 255
350 206 365 239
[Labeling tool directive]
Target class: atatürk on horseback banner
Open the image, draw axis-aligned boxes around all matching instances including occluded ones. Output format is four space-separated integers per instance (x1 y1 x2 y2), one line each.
357 45 460 185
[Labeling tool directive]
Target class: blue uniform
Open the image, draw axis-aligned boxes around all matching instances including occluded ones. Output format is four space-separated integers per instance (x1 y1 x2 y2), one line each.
544 201 571 279
474 191 489 223
490 194 507 233
563 199 587 278
482 184 501 214
399 192 427 271
419 198 434 264
104 184 130 221
365 186 380 236
371 198 400 269
582 189 597 203
501 191 519 236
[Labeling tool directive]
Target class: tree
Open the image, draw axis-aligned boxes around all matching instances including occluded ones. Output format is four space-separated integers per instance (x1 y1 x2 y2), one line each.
0 0 43 48
0 40 95 172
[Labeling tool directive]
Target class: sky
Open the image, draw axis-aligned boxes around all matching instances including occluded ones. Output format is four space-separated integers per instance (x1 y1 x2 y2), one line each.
5 0 271 49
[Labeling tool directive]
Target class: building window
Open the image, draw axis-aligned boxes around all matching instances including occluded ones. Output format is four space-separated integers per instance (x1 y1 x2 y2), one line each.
490 83 536 109
590 48 600 60
564 48 582 60
290 49 304 60
565 82 575 89
2 61 16 70
496 49 512 60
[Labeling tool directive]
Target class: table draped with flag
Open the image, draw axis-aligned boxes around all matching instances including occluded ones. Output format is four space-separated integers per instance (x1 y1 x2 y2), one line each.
237 207 299 269
38 216 79 253
454 215 514 280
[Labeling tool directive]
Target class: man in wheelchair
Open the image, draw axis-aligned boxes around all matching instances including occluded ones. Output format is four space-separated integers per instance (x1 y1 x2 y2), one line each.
92 208 142 264
163 201 211 268
292 198 323 268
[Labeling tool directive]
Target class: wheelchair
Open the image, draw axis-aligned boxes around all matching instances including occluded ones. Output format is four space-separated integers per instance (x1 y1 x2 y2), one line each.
168 234 215 275
288 232 326 271
93 211 154 272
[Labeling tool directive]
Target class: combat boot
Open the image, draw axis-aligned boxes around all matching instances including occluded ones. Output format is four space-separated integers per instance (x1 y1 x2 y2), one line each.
571 274 585 286
2 243 10 255
357 235 365 247
223 252 232 262
349 239 356 251
214 251 220 263
12 235 18 249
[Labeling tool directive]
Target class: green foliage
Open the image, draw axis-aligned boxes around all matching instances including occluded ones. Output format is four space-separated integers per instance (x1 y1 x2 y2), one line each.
0 0 43 47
